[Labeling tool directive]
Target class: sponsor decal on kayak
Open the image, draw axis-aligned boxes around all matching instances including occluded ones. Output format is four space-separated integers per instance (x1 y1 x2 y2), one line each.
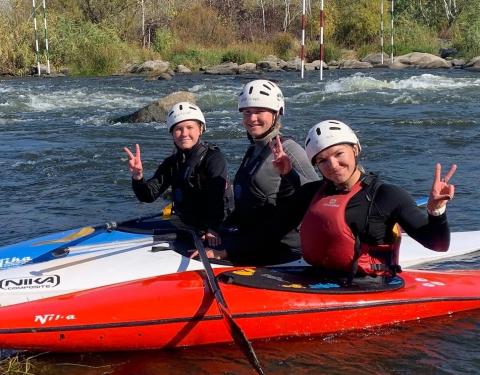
34 313 76 325
0 256 32 269
0 275 60 290
415 277 446 287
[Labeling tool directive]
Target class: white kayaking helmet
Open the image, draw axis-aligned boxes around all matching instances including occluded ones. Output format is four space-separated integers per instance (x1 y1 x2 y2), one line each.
305 120 361 164
167 102 206 132
238 80 285 115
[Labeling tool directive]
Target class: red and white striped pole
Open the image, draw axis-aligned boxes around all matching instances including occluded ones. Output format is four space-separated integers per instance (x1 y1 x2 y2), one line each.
300 0 306 79
390 0 394 63
319 0 325 81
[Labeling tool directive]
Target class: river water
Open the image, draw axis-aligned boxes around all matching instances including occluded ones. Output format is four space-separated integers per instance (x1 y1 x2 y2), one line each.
0 69 479 373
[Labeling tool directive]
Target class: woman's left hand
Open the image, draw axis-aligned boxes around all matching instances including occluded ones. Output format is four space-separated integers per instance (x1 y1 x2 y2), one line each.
189 248 228 260
427 163 457 214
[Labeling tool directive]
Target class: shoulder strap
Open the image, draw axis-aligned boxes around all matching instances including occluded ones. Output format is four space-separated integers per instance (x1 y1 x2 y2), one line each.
362 173 383 230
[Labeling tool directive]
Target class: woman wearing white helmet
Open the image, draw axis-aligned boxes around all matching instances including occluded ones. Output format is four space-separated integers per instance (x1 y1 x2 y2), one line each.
270 119 457 278
199 80 318 264
124 102 231 246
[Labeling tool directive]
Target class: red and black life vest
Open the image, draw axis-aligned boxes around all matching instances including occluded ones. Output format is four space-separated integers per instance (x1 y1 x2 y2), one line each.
300 179 401 276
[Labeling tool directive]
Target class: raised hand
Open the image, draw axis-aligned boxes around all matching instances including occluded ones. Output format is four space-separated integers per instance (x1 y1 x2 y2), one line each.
427 163 457 214
270 135 292 175
123 143 143 180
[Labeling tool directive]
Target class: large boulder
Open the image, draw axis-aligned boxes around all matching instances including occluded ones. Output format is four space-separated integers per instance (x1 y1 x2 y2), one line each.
393 52 451 69
257 55 287 71
203 62 239 75
238 63 257 74
113 91 196 123
339 59 373 69
362 53 390 66
129 60 170 74
306 60 326 70
465 56 480 71
175 65 192 74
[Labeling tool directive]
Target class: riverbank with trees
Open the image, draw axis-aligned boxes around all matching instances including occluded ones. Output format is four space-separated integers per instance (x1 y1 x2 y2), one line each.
0 0 479 76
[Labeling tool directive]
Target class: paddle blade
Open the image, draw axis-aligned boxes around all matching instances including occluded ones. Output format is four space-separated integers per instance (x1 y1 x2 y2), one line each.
217 303 265 375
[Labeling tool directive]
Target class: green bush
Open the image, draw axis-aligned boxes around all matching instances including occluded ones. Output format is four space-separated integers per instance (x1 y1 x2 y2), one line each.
388 16 440 56
306 40 341 63
452 2 480 58
172 5 237 47
272 32 298 61
0 13 35 75
165 46 223 70
49 16 135 75
221 48 261 64
152 28 175 56
333 0 380 47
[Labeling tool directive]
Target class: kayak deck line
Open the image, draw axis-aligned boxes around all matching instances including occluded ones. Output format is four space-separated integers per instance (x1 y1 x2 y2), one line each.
1 295 479 335
31 241 166 275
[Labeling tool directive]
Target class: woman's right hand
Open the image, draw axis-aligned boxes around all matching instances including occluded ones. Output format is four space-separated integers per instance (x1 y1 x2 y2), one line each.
270 135 293 175
123 143 143 180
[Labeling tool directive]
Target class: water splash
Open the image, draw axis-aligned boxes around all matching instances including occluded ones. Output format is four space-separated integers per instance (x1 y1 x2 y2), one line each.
324 73 480 94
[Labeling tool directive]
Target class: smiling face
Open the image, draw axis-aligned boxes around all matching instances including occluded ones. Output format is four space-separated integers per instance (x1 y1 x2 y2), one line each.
171 120 202 150
314 144 361 189
241 107 276 139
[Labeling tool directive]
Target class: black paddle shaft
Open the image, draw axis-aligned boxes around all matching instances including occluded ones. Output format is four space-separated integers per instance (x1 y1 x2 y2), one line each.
188 230 265 375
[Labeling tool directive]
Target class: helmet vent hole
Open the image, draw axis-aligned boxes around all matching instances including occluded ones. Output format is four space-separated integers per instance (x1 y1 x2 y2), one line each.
259 90 270 96
179 104 183 110
316 127 321 135
306 138 311 146
262 84 272 90
329 126 341 131
249 87 253 94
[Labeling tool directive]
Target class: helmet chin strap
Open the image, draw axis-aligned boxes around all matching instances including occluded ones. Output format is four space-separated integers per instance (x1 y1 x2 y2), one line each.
253 113 279 140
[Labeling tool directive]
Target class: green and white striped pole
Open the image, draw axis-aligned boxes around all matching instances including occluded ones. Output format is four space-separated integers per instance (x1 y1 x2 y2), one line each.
42 0 51 74
32 0 41 76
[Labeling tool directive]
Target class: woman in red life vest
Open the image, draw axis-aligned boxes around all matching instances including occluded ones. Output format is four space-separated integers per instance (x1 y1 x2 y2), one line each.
270 120 456 277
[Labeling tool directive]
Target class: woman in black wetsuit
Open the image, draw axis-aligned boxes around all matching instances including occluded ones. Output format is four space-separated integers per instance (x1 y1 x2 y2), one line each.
123 102 231 247
270 119 457 277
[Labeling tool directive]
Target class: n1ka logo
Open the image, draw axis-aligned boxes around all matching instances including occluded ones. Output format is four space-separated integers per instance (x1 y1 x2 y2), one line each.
35 313 76 325
0 275 60 290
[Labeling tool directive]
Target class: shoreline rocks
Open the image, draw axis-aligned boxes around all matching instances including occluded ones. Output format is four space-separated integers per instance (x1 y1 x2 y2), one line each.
3 53 479 78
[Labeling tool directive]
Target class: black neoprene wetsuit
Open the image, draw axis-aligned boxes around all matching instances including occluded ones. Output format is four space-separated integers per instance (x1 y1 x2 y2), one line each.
132 142 230 233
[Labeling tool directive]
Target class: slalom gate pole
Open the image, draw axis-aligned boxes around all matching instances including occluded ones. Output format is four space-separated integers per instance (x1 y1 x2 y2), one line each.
319 0 324 81
390 0 394 63
381 0 384 65
42 0 50 74
300 0 306 79
32 0 41 76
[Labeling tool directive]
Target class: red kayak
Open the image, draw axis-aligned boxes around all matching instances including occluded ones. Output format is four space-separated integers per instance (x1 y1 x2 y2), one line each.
1 266 479 351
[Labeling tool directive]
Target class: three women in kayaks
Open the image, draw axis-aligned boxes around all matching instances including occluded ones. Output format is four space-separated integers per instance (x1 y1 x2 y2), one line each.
124 80 456 277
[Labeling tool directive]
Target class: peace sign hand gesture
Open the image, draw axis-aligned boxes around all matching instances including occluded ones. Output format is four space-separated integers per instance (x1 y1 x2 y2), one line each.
427 163 457 215
123 143 144 180
270 135 292 175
